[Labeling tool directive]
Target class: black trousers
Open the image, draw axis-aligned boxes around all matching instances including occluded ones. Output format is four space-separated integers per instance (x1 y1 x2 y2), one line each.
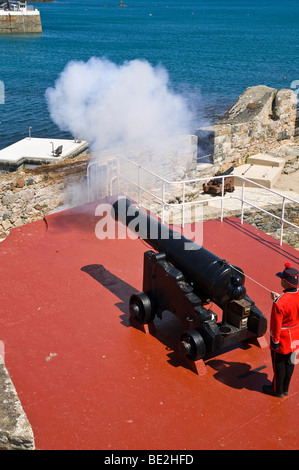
271 350 295 395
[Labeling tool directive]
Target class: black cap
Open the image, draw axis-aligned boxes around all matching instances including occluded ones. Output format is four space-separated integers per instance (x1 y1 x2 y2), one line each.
276 262 299 287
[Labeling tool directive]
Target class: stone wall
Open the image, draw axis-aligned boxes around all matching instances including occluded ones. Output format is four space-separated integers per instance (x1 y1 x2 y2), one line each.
197 86 298 165
0 154 90 239
240 205 299 249
0 13 42 34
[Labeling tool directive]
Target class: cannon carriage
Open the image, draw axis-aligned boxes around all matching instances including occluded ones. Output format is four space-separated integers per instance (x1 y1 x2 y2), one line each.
112 198 267 367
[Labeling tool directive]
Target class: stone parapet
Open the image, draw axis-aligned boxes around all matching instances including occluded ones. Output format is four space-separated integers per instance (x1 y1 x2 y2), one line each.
197 86 298 165
0 154 91 239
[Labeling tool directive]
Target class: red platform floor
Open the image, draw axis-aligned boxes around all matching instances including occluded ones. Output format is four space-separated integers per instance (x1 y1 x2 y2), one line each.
0 199 298 450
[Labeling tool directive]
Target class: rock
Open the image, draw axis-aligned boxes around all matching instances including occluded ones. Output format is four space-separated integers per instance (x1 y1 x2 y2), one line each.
26 177 35 186
0 356 35 450
0 230 7 240
2 211 12 221
1 220 11 230
2 193 18 206
219 85 277 125
15 178 25 188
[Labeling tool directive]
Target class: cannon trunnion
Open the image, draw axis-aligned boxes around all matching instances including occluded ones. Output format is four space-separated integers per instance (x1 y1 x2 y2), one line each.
112 198 267 366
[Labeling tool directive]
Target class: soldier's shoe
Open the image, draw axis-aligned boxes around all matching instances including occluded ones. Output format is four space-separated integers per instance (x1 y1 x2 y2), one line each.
262 384 284 398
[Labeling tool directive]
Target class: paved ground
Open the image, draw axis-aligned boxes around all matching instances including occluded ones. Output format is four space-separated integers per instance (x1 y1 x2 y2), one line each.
1 201 299 450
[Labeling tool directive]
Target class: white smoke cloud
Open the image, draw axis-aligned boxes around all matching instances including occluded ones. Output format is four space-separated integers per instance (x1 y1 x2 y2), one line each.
45 57 194 154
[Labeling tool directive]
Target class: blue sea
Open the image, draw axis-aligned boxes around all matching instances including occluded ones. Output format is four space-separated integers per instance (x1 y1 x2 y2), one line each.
0 0 298 150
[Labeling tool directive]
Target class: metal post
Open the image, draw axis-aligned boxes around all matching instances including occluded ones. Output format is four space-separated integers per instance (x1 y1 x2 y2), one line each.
162 181 165 224
241 179 245 224
116 158 120 197
182 181 186 229
220 176 225 222
137 165 141 206
29 126 32 140
87 164 90 202
280 197 286 246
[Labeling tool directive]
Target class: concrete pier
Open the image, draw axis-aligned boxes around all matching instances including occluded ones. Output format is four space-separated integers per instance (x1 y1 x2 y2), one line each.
0 2 42 34
0 137 89 171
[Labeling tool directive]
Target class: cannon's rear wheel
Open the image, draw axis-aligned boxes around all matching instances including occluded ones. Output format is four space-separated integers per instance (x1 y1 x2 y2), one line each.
179 330 206 361
129 292 155 324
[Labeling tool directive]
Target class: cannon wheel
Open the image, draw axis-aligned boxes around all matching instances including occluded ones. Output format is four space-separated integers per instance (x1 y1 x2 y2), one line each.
129 292 155 324
179 330 206 361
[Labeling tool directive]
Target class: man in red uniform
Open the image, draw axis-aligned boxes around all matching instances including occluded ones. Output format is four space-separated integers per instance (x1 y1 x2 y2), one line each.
263 262 299 397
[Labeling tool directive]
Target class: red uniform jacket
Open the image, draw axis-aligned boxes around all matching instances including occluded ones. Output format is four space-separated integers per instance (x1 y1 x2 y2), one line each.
270 288 299 354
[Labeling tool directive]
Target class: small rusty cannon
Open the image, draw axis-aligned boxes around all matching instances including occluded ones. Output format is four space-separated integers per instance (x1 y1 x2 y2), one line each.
112 197 267 364
203 166 235 195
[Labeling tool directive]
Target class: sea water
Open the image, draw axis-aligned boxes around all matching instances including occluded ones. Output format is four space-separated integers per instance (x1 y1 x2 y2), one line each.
0 0 298 150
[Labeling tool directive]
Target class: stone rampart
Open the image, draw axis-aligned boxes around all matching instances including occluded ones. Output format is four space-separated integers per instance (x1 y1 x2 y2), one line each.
0 154 90 240
197 86 298 165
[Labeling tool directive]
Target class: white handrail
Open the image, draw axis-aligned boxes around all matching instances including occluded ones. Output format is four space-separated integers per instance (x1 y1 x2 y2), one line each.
87 156 299 246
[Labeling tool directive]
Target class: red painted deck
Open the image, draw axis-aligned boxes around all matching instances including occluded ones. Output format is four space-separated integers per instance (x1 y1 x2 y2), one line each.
0 200 298 450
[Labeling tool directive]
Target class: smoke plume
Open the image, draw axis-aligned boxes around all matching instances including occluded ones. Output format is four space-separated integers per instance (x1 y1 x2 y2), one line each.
46 57 195 157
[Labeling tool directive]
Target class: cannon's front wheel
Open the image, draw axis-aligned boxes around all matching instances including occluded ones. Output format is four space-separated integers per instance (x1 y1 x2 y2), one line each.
129 292 155 324
179 330 206 361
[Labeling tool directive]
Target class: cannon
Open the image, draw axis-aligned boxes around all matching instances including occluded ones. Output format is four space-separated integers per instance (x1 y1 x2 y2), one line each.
112 197 267 365
203 166 235 195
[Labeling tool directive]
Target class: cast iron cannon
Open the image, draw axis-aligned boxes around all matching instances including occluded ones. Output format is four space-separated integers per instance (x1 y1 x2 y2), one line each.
203 166 235 195
112 197 267 363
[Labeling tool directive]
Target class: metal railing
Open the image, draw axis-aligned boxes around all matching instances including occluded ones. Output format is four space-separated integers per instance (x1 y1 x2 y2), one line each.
87 156 299 246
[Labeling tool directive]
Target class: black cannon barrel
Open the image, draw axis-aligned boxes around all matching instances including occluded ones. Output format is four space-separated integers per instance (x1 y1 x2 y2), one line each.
112 197 246 306
214 165 234 184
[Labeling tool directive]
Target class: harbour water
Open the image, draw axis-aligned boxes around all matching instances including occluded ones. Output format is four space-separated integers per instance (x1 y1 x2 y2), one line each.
0 0 298 150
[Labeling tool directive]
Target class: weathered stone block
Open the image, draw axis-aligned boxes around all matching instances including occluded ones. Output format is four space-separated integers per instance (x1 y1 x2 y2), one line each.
2 193 18 206
220 85 277 125
0 356 35 450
